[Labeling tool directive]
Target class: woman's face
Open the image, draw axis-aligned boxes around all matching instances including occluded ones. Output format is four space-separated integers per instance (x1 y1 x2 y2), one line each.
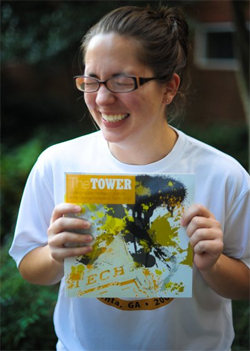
84 33 169 151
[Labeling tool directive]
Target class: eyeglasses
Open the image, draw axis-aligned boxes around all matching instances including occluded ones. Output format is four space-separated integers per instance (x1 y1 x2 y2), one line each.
74 75 162 93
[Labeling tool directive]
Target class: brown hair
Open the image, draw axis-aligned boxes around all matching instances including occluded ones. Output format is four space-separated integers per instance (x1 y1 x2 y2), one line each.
81 5 191 121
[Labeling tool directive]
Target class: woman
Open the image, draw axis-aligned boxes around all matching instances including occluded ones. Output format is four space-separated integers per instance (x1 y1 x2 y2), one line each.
10 5 250 351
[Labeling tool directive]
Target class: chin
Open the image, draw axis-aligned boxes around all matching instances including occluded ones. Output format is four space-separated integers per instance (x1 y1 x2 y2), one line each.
101 129 130 147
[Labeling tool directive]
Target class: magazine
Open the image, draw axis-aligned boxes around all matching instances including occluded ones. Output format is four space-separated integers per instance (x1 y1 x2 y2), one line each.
64 173 195 298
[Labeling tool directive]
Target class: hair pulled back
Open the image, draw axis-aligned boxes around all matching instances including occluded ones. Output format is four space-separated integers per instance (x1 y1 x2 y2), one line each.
81 5 191 121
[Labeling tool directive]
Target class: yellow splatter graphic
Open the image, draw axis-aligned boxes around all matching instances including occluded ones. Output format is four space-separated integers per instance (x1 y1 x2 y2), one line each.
135 182 151 196
139 239 150 253
180 243 193 267
143 268 151 276
96 211 105 219
86 204 98 211
149 213 179 247
142 268 159 291
101 215 125 235
165 281 184 294
155 269 162 276
67 264 85 289
79 214 127 264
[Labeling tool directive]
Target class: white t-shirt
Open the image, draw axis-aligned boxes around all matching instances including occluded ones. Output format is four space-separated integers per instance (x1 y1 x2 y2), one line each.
9 129 250 351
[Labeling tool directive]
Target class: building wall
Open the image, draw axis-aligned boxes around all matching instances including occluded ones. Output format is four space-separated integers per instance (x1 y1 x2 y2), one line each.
184 0 249 126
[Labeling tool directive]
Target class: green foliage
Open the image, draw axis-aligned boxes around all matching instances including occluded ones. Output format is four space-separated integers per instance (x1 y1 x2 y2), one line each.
0 126 83 350
0 126 87 243
0 129 62 349
1 136 44 243
1 0 152 65
1 238 58 350
232 300 250 350
1 0 111 64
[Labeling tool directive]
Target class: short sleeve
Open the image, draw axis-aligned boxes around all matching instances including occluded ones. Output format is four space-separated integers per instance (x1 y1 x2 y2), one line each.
9 153 55 267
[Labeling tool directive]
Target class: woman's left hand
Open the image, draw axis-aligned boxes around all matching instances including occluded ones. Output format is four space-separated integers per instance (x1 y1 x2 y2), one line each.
181 204 224 272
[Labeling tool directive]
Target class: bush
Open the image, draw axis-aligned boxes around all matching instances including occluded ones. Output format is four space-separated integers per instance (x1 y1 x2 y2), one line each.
1 136 44 243
232 300 250 350
1 127 81 350
0 126 87 243
0 238 58 350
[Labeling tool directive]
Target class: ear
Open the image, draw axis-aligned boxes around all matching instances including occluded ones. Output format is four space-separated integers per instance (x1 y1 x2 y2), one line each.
162 73 180 105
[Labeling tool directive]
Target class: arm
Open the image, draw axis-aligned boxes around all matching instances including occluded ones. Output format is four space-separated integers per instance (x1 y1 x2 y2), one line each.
181 204 250 300
199 254 249 300
19 204 93 286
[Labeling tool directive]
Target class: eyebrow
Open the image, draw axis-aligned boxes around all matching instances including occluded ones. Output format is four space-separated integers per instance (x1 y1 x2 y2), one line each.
84 72 129 78
85 73 98 78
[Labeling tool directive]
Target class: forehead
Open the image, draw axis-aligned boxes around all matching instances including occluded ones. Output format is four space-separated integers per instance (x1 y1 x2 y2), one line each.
85 32 139 57
84 33 149 76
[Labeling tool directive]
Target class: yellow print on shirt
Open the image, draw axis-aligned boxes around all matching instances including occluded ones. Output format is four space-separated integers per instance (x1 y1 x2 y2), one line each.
98 297 174 310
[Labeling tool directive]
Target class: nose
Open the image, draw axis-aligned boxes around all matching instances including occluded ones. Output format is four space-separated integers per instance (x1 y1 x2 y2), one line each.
95 85 116 106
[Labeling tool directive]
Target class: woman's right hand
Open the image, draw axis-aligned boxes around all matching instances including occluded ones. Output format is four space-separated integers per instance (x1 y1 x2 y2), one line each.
47 203 93 264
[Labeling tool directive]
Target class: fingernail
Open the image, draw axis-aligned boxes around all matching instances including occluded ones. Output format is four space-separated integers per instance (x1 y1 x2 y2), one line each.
85 246 93 253
74 205 81 212
82 221 90 229
85 235 93 242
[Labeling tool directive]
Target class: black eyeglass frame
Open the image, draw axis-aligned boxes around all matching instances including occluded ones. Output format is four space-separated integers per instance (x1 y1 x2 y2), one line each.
74 75 164 93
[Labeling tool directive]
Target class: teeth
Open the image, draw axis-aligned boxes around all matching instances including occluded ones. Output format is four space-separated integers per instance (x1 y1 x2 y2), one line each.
102 114 129 122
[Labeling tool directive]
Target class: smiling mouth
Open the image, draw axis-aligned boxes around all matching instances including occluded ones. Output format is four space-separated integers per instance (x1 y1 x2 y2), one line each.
101 113 130 123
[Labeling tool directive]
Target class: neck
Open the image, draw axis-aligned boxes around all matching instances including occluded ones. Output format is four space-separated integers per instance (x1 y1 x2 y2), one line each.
108 126 178 165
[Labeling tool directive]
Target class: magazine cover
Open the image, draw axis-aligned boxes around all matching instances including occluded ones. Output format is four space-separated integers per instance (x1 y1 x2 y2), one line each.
64 173 195 298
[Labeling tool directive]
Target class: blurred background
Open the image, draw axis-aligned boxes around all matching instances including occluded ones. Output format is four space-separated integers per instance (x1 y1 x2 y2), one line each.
1 0 249 350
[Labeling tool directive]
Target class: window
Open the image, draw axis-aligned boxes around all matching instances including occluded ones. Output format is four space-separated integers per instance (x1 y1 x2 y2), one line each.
194 22 249 70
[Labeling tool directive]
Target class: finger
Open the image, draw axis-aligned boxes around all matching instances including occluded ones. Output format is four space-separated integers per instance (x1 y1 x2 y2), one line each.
181 204 215 227
186 216 212 238
50 245 93 262
50 203 82 224
189 227 222 248
49 232 93 248
186 216 220 238
48 216 90 236
193 239 223 256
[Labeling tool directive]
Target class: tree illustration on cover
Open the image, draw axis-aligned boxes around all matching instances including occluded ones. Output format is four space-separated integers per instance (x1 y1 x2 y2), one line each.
124 175 187 268
77 175 187 271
